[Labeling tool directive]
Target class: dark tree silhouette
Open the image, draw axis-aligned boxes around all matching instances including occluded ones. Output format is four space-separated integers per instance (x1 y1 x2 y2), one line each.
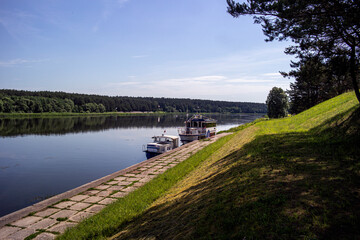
227 0 360 103
266 87 289 118
0 89 267 114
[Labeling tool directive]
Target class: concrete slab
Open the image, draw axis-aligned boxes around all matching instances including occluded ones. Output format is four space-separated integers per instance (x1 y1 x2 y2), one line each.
123 173 136 177
94 185 110 190
12 216 42 227
122 186 136 192
106 181 119 185
117 181 132 186
48 222 77 234
83 196 104 204
69 202 91 211
96 190 113 197
114 176 127 181
111 191 128 198
138 177 153 182
85 204 106 213
53 201 76 209
6 228 35 240
33 232 56 240
50 210 77 219
98 198 117 205
28 218 57 230
82 190 100 196
69 195 89 202
127 177 142 181
132 182 145 187
0 226 21 239
108 186 125 191
35 208 59 218
69 211 94 222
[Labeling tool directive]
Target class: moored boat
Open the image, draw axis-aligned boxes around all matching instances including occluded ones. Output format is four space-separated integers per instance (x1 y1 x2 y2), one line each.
178 115 216 143
143 134 180 158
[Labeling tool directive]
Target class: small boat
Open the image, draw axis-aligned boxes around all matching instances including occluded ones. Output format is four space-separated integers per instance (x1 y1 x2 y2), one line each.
178 115 216 143
143 133 180 158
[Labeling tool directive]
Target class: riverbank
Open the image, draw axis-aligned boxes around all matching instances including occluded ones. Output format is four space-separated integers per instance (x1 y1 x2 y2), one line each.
104 91 359 239
0 133 231 239
2 91 359 239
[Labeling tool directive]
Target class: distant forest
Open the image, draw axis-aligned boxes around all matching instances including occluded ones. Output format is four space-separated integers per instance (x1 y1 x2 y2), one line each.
0 89 267 114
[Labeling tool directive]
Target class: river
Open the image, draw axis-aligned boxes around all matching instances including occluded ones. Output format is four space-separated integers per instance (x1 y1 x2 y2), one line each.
0 113 262 217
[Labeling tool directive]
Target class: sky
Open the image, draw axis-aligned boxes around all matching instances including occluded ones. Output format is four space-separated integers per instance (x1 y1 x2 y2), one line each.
0 0 295 103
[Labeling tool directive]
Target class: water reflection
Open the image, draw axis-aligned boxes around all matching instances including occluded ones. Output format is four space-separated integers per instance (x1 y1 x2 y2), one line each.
0 113 262 137
0 113 263 217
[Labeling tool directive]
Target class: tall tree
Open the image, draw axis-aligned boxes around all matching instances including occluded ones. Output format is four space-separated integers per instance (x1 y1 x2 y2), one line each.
227 0 360 103
266 87 289 118
283 54 353 113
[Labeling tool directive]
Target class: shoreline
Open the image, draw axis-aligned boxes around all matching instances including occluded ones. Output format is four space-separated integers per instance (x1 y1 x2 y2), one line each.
0 133 231 239
0 138 202 228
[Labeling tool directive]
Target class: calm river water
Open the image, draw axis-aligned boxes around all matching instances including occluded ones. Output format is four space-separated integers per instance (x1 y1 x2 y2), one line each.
0 113 262 217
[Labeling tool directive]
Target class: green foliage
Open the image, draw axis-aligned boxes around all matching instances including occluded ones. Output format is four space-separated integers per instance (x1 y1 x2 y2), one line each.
284 55 353 113
0 89 267 114
227 0 360 104
266 87 289 118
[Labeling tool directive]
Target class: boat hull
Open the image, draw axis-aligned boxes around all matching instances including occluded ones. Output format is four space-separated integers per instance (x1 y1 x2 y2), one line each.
145 151 160 159
179 134 200 142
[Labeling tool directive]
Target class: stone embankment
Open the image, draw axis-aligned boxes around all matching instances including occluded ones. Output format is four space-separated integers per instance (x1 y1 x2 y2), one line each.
0 133 230 240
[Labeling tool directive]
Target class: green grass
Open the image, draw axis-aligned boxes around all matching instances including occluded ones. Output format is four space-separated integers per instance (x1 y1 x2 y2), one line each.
108 91 360 239
57 134 234 240
218 117 269 133
58 92 360 239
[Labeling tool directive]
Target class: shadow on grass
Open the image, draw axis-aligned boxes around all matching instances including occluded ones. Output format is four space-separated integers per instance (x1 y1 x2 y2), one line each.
113 107 360 240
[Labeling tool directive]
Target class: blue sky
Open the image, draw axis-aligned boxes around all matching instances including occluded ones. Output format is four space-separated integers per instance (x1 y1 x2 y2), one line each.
0 0 294 103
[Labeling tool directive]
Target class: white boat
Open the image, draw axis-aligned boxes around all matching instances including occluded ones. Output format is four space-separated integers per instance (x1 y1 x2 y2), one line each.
178 115 216 143
143 134 180 158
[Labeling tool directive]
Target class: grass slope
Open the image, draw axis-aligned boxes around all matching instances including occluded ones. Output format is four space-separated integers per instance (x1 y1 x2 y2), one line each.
57 135 234 240
110 92 360 240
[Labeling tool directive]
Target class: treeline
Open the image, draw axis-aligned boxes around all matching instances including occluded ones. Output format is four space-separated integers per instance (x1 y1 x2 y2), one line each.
0 89 267 114
283 54 355 114
227 1 360 115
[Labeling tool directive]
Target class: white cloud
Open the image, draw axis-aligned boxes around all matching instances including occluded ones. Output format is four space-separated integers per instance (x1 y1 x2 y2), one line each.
132 55 148 59
164 75 226 83
225 78 274 83
106 81 141 87
0 58 49 67
99 73 288 102
262 72 281 77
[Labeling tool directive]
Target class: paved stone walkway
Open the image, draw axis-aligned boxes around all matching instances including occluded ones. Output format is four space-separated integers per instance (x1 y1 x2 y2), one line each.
0 133 229 240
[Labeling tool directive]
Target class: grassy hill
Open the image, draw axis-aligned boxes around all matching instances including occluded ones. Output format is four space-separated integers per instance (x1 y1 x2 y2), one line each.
59 92 360 239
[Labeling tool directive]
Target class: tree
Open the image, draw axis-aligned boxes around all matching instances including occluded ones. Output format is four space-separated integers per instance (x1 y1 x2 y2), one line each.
227 0 360 103
266 87 289 118
283 54 353 113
